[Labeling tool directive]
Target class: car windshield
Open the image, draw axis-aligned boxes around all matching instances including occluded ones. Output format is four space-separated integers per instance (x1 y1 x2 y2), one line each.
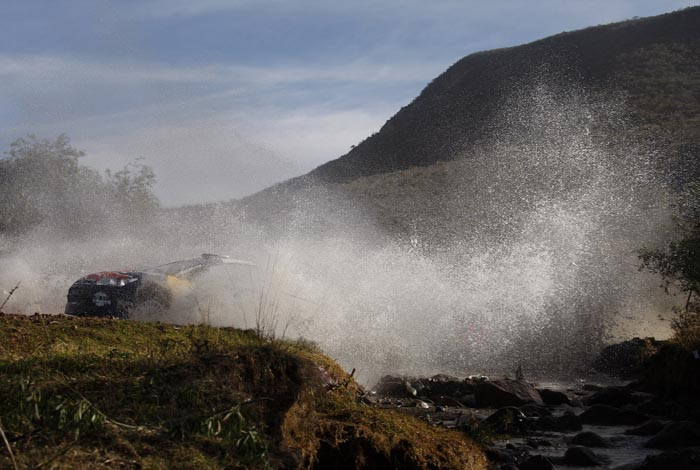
147 258 212 277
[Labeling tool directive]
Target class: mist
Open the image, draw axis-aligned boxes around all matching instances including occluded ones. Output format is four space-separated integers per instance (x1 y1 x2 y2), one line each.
0 77 677 385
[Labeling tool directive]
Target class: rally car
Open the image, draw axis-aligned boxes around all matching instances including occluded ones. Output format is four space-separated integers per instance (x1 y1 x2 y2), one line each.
65 254 253 319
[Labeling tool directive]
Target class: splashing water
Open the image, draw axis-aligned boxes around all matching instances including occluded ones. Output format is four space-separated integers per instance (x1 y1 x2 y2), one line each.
0 78 676 385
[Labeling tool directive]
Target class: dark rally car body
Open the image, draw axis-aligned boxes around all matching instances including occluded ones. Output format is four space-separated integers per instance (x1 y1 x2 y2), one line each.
65 254 252 318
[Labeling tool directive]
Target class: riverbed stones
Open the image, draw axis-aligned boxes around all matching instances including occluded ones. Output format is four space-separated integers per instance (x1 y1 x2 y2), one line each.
584 386 632 407
475 379 543 407
631 447 700 470
519 454 554 470
538 388 571 405
564 446 608 466
593 337 661 378
571 431 612 448
579 404 648 425
624 419 665 436
535 411 582 432
645 420 700 448
484 406 528 434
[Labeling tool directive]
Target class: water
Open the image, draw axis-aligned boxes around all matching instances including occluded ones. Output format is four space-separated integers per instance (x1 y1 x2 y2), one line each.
0 76 677 386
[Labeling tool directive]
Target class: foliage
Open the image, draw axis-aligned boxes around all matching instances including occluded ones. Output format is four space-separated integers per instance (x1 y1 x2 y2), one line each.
640 182 700 309
0 135 159 237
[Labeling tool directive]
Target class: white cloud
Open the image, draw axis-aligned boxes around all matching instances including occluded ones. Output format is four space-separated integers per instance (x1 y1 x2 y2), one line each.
0 53 444 87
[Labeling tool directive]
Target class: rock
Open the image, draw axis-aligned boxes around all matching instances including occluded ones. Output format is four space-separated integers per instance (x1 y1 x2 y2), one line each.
404 380 418 397
432 395 465 407
499 465 519 470
564 446 607 466
593 337 661 378
525 438 553 448
538 388 570 405
372 375 410 397
571 431 612 448
520 404 552 417
645 421 700 448
475 379 544 407
415 400 430 409
484 447 515 465
624 420 665 436
424 374 476 397
484 407 528 434
582 384 604 392
579 404 648 426
584 386 632 408
535 411 582 432
634 447 700 470
519 455 554 470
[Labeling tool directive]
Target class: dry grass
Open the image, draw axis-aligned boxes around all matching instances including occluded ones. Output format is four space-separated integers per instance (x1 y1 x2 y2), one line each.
0 313 487 469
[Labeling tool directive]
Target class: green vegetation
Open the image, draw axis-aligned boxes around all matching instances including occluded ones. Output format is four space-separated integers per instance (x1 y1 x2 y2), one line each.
640 182 700 350
0 314 487 469
0 135 159 237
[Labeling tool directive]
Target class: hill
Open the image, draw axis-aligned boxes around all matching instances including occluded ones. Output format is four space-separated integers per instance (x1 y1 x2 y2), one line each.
0 314 487 469
299 6 700 185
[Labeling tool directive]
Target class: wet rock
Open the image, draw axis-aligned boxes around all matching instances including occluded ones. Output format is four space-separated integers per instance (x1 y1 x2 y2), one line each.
424 374 476 397
525 438 553 448
475 379 544 407
484 407 528 434
571 431 612 448
579 404 648 426
593 337 661 378
632 447 700 470
499 465 518 470
538 388 570 405
404 380 418 397
564 446 608 466
432 395 465 407
645 421 700 448
414 400 430 409
484 447 515 465
624 419 665 436
519 455 554 470
520 404 552 418
372 375 409 397
535 411 582 432
584 386 632 408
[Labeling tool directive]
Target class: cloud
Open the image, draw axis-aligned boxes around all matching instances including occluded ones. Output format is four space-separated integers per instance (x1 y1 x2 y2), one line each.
76 105 390 206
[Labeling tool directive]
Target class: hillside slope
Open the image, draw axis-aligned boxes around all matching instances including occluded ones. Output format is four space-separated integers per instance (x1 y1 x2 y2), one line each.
302 6 700 184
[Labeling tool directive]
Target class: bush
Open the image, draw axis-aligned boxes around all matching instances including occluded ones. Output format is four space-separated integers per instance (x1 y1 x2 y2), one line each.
0 135 159 237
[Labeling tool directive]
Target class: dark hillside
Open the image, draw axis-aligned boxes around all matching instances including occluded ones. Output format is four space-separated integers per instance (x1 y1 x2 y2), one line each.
282 6 700 186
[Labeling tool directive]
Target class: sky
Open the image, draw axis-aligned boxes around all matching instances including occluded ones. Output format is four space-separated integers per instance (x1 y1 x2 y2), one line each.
1 0 697 206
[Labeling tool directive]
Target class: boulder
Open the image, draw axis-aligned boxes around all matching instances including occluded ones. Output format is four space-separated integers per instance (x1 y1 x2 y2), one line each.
564 446 608 466
372 375 409 397
475 379 543 407
535 411 582 432
634 447 700 470
538 388 571 406
579 404 648 426
571 431 612 448
645 421 700 448
423 374 475 398
584 386 632 408
520 404 552 417
624 420 665 436
593 337 661 378
484 407 528 434
519 455 554 470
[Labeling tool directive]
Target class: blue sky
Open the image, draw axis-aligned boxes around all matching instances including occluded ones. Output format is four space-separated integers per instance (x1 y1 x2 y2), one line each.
1 0 696 205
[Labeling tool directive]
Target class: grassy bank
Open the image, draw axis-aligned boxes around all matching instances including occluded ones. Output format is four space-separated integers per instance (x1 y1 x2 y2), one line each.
0 314 487 469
